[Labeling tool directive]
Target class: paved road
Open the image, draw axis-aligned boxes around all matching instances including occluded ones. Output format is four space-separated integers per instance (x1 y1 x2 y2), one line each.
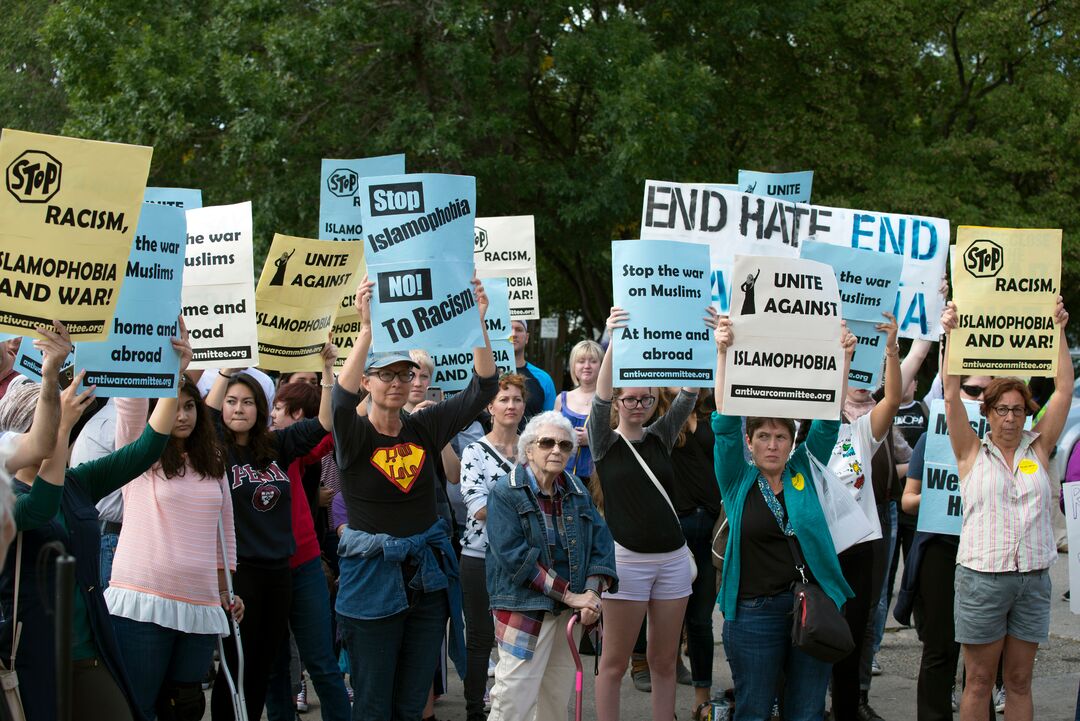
219 547 1080 720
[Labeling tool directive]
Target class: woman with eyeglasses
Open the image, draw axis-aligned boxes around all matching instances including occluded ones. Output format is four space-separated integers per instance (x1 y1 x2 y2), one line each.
484 410 616 721
589 305 717 721
940 297 1071 721
331 276 498 721
896 374 989 721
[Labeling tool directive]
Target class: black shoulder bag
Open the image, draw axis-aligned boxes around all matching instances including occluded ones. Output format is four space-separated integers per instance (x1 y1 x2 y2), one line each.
785 535 854 663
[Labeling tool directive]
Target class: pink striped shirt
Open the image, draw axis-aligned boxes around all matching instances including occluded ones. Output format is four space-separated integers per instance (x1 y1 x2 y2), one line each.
107 398 237 611
957 430 1057 573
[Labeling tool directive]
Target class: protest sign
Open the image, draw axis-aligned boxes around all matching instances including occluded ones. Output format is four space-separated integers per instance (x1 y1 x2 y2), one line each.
144 187 203 209
1064 481 1080 615
13 340 72 383
255 234 362 372
917 399 1030 535
723 254 844 419
801 240 902 389
611 240 714 387
738 169 813 203
639 180 949 340
481 278 514 342
0 129 152 340
948 227 1061 376
360 173 482 351
74 204 186 396
181 202 258 369
474 216 539 319
425 278 515 396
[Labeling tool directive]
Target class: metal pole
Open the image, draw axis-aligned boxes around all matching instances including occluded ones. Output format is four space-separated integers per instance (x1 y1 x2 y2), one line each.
54 553 75 721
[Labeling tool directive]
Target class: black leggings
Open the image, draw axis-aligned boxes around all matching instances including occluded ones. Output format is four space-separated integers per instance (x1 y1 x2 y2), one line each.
211 562 293 720
832 540 879 720
460 555 494 721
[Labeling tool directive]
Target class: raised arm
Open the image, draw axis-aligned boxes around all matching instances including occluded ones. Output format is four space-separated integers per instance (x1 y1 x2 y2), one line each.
713 315 732 413
471 277 496 379
940 302 980 464
5 321 69 474
868 312 902 441
318 337 338 432
147 318 193 436
595 306 628 403
337 276 374 395
1033 297 1073 458
900 339 932 393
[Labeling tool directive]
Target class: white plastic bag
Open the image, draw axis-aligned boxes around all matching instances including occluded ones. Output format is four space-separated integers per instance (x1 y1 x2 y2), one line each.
808 454 879 553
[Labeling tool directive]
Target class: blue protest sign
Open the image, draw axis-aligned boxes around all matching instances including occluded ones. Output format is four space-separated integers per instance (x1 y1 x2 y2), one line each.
319 155 406 241
801 240 902 389
14 340 72 383
369 258 483 351
738 170 814 203
74 204 186 397
144 187 203 209
611 240 714 387
431 340 515 397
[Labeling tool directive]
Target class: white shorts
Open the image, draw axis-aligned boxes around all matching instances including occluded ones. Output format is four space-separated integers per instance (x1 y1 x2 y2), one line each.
605 543 692 602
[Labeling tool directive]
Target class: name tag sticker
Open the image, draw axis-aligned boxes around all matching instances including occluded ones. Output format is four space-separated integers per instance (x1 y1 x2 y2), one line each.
1019 459 1039 475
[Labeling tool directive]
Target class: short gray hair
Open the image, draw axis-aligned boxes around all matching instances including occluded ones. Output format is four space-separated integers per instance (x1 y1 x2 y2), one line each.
0 376 39 434
517 411 578 462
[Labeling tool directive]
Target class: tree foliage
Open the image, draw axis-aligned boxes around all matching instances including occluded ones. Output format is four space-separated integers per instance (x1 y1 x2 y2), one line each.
3 0 1078 336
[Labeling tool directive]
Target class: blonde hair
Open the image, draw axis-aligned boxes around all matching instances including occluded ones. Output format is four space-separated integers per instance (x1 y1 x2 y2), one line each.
568 340 602 386
409 349 435 375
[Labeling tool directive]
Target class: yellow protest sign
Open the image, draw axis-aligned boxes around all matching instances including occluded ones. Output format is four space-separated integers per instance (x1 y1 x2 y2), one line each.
949 226 1061 376
329 261 367 370
0 129 152 339
255 234 363 371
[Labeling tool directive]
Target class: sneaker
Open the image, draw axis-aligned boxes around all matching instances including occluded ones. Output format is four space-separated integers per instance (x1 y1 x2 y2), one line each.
951 685 958 712
870 658 882 676
347 686 354 704
994 686 1006 713
631 657 652 693
1063 589 1071 601
488 657 497 677
296 677 309 713
677 656 693 686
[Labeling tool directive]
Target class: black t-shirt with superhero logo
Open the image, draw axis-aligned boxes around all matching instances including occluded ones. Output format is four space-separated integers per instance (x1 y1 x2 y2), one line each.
332 371 499 538
211 408 328 565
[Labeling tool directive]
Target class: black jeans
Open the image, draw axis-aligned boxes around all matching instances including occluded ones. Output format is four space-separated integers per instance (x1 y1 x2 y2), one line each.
887 510 916 609
914 539 961 721
211 562 293 721
832 540 879 720
680 507 718 687
859 502 891 691
461 555 494 720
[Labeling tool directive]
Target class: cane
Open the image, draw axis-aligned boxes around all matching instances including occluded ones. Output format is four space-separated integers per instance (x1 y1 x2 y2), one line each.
566 612 583 721
217 516 249 721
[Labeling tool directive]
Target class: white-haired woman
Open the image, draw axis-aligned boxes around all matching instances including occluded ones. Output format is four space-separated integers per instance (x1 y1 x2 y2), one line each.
485 411 617 721
555 339 602 481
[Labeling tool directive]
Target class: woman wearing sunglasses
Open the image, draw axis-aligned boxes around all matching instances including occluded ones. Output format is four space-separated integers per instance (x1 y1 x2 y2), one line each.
484 411 616 721
941 297 1071 721
589 305 717 721
331 276 499 721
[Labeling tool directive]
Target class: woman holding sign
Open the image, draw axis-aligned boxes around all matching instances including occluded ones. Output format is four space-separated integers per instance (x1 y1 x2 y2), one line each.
331 275 498 721
588 305 716 721
941 298 1072 721
711 315 857 721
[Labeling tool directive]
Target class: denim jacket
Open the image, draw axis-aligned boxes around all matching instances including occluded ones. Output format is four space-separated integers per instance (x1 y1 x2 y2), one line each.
336 518 466 676
485 465 618 611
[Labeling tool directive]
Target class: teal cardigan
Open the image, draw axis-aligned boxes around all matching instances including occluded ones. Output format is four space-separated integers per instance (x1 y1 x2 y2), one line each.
712 412 853 619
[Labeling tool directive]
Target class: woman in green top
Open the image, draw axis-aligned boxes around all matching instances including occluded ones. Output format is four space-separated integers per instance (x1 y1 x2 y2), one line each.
711 316 856 721
0 322 192 721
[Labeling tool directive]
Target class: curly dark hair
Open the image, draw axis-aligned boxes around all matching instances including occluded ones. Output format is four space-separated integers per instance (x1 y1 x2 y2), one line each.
155 375 226 479
222 373 278 468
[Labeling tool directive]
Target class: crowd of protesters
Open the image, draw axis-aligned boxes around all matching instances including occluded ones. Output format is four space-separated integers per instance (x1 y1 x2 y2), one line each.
0 276 1076 721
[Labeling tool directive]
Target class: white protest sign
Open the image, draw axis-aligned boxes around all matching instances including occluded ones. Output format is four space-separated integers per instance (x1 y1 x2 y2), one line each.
181 202 259 369
639 180 949 340
1066 481 1080 615
723 254 844 419
474 215 539 319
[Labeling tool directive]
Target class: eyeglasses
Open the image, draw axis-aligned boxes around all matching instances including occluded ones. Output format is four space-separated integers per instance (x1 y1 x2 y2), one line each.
992 405 1027 417
618 395 656 409
369 369 416 383
960 384 988 397
535 437 574 453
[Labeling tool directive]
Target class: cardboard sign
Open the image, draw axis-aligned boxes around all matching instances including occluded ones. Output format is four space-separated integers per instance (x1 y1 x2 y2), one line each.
738 169 814 203
474 216 539 319
801 240 902 389
144 187 203 209
74 204 187 396
181 202 259 369
949 227 1061 376
723 254 844 419
0 129 152 339
611 240 714 387
255 234 362 372
639 180 949 340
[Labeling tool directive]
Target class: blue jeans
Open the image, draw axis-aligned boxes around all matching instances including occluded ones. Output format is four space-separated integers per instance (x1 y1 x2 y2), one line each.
341 589 449 721
100 530 120 588
111 615 216 720
722 591 832 721
265 557 351 721
680 507 718 687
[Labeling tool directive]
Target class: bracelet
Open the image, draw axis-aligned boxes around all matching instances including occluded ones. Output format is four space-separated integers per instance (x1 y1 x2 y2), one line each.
320 381 334 388
885 345 900 357
218 370 234 379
